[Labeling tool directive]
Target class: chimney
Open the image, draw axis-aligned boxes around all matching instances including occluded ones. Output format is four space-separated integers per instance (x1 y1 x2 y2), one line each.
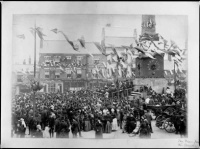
133 29 137 39
101 27 106 52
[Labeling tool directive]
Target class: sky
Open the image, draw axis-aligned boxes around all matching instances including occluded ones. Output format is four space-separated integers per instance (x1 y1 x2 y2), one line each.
13 14 188 64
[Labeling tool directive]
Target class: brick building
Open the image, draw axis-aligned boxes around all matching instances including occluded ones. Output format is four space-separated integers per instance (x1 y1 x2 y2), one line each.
39 40 106 93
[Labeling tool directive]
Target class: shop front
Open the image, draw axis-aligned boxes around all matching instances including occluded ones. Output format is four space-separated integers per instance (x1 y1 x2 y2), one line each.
63 79 86 92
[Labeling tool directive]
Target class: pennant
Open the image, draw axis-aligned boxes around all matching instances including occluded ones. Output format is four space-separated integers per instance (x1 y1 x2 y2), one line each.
51 28 59 34
51 29 78 52
78 36 85 48
17 34 25 39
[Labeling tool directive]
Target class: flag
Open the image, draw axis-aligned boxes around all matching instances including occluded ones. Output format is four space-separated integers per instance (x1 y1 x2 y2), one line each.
78 36 85 48
139 33 159 42
60 31 78 51
51 28 78 52
30 27 46 48
17 34 25 39
51 28 59 34
78 37 94 57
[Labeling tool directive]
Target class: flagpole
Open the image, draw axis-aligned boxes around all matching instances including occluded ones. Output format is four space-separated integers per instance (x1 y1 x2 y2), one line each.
33 20 37 119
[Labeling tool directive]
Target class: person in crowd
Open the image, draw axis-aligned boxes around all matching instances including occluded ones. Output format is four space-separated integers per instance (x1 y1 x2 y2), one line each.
35 123 43 138
144 110 153 133
55 116 62 138
71 118 79 138
49 111 56 138
18 118 26 138
43 123 50 138
139 117 151 138
59 119 70 138
148 96 155 106
95 119 103 139
127 113 136 134
105 111 112 133
122 113 127 133
11 82 187 139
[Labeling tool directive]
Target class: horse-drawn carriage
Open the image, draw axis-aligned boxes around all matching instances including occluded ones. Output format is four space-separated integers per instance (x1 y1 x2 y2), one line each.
149 105 186 133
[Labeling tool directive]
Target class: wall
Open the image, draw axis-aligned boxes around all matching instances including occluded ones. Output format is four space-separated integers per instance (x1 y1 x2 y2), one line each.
133 78 168 93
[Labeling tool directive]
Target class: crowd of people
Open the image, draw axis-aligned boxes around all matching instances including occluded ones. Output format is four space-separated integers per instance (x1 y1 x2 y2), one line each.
12 81 187 139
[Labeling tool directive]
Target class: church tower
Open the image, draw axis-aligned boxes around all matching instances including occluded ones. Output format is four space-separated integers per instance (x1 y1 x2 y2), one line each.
141 15 156 35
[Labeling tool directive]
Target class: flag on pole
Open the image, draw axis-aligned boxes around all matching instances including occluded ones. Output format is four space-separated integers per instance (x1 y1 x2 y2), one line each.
17 34 25 39
30 27 46 48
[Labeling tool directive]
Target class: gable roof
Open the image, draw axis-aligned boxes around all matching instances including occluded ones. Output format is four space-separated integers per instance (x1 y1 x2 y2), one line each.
40 40 101 55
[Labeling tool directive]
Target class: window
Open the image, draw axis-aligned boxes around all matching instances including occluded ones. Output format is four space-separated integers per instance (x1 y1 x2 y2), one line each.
77 68 82 78
44 56 51 65
55 70 60 79
48 83 56 93
44 70 50 78
54 56 61 66
77 56 82 65
93 57 100 65
17 75 23 82
66 68 71 78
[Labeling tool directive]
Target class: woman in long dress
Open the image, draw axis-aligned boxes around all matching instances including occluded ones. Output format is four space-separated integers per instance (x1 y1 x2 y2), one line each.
43 124 50 138
112 117 118 131
95 119 103 139
105 112 112 133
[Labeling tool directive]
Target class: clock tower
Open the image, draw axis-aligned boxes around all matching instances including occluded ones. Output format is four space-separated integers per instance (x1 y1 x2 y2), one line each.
141 15 156 35
135 15 164 78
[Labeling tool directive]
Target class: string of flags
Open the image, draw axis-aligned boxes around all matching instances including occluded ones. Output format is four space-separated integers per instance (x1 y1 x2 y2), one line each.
16 25 186 80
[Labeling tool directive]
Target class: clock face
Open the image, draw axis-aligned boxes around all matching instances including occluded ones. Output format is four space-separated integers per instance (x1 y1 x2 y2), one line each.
147 60 160 72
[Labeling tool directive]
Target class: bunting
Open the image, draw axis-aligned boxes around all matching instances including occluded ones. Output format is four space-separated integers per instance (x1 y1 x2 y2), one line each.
51 28 79 52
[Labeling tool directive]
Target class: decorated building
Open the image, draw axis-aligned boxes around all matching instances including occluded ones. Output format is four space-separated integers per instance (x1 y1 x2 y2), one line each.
39 40 105 93
101 26 138 82
133 15 187 93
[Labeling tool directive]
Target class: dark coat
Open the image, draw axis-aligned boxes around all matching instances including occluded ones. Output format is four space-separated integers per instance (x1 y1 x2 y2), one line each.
95 121 103 139
71 120 79 134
